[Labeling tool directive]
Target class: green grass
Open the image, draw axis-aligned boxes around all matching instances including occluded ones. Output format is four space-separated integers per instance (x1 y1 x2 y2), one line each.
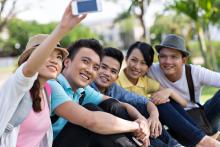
201 86 219 104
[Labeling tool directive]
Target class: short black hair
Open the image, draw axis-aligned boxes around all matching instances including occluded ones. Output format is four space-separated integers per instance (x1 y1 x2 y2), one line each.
103 47 124 69
67 38 103 60
126 41 154 67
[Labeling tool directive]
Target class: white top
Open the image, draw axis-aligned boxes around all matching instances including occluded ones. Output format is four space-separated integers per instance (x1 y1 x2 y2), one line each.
0 63 53 147
148 63 220 109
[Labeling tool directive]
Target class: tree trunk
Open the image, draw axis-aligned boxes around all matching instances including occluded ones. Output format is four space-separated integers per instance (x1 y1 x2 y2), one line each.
197 25 211 68
137 0 151 43
207 29 218 71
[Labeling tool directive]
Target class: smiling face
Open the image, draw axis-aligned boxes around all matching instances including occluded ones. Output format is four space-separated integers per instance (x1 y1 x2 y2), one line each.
95 56 120 92
125 48 148 85
158 48 187 81
63 47 100 91
38 49 63 81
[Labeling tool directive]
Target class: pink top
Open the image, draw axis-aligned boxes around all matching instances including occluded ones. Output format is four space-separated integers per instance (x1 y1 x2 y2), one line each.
16 89 51 147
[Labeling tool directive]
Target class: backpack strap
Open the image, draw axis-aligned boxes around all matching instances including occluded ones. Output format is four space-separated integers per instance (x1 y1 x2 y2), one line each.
4 92 32 133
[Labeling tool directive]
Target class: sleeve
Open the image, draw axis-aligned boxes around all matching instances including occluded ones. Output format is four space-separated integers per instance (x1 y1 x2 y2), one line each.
0 63 38 136
114 84 149 116
192 65 220 87
115 84 149 105
145 77 160 93
83 85 103 105
47 80 72 112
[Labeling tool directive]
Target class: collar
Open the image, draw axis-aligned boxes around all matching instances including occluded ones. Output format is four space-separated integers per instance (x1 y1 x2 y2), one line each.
57 74 72 91
90 82 114 96
119 69 146 88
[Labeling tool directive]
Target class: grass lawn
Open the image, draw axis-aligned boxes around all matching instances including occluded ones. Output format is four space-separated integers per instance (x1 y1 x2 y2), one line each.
201 86 219 104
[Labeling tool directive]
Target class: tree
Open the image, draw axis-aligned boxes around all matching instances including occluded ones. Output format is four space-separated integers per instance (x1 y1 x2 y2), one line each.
0 0 18 32
167 0 220 70
112 0 153 43
0 18 98 57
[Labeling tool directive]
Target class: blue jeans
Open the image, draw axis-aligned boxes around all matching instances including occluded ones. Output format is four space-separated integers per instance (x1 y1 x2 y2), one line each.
100 98 181 147
157 100 205 146
204 89 220 133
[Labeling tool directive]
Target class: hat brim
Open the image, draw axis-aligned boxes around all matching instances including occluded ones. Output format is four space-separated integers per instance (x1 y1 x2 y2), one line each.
155 45 190 57
54 47 69 59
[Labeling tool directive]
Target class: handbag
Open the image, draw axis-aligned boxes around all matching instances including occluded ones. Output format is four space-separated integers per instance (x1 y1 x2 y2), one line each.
185 64 213 135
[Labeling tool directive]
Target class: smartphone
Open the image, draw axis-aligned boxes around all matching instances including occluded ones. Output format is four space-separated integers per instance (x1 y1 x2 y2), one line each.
71 0 102 15
132 137 143 146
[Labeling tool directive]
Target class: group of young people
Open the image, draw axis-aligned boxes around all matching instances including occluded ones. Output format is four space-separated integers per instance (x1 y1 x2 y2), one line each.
1 1 220 147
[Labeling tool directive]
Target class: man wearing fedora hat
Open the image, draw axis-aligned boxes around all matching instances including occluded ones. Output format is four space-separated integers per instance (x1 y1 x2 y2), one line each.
148 34 220 144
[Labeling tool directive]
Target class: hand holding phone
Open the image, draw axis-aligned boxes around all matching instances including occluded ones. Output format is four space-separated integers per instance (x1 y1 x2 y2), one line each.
71 0 102 15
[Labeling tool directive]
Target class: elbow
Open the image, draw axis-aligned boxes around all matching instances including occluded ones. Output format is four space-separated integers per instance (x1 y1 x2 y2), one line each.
22 67 36 77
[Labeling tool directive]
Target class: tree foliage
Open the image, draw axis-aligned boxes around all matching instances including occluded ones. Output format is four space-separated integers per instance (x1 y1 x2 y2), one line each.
0 0 18 32
166 0 220 69
0 18 98 57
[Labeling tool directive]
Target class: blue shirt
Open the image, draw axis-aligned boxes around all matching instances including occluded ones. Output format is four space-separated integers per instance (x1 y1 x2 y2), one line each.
48 74 103 139
90 82 149 117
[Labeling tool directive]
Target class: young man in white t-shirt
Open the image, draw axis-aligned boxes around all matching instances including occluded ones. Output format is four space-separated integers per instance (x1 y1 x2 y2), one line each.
148 34 220 139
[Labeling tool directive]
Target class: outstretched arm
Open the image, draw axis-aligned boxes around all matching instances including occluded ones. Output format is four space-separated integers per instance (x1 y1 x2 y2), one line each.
23 2 86 77
55 101 139 135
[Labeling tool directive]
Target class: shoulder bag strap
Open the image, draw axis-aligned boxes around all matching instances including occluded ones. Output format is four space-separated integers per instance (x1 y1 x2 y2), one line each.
185 64 196 103
185 64 203 107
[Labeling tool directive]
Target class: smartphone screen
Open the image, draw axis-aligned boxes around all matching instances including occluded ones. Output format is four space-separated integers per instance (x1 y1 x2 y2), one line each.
77 0 98 13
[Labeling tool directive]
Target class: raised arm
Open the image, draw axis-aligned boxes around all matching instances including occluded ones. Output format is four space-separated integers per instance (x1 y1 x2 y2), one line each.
23 2 86 77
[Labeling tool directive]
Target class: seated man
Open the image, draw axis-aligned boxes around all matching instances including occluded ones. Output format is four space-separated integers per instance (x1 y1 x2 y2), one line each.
148 34 220 139
48 39 150 147
90 47 181 146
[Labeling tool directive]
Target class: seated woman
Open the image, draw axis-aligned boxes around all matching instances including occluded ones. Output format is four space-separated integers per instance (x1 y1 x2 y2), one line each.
116 41 220 147
0 2 85 147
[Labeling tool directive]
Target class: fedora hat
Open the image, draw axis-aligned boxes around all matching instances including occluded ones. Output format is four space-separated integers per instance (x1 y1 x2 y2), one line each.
25 34 69 58
155 34 190 56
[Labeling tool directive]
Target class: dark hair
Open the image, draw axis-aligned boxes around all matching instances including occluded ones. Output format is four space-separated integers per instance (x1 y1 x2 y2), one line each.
126 41 154 67
67 38 103 61
103 47 124 69
18 48 42 112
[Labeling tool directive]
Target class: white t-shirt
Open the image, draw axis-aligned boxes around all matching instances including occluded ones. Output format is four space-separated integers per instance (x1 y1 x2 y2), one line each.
148 63 220 109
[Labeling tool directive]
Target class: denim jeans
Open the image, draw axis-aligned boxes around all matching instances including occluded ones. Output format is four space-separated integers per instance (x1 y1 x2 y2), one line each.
100 98 181 147
204 89 220 133
157 100 205 146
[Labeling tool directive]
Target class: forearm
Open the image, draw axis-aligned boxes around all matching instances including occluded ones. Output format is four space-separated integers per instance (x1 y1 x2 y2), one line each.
55 101 139 135
24 25 67 77
121 102 145 120
168 89 187 107
146 101 159 118
88 111 139 134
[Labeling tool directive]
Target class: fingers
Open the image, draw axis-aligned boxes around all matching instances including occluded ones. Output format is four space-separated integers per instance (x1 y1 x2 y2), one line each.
148 117 162 138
